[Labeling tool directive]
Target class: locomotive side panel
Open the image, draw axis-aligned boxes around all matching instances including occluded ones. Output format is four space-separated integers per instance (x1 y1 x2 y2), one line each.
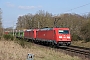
46 30 55 40
24 29 37 40
36 30 46 40
36 29 57 45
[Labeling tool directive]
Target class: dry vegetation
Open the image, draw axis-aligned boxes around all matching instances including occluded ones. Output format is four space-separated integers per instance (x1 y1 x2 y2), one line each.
72 41 90 48
0 39 81 60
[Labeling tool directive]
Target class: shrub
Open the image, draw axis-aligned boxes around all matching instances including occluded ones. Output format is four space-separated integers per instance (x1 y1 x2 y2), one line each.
19 40 25 48
80 20 90 42
3 34 14 41
72 34 81 41
3 34 11 40
10 35 14 41
16 39 25 48
0 36 1 40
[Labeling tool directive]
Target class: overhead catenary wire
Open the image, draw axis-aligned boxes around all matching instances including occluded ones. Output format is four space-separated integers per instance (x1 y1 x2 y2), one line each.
64 3 90 13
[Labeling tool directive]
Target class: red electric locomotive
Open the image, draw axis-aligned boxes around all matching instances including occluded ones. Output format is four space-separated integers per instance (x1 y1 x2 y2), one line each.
36 28 71 46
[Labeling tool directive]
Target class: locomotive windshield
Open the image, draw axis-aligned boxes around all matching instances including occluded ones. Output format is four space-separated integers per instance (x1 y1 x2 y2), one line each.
58 30 69 34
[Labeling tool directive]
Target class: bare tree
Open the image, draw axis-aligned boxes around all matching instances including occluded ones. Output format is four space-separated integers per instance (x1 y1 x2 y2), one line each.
0 8 3 36
16 10 53 29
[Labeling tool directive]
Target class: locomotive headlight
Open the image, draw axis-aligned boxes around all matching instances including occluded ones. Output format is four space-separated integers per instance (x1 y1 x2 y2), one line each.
59 36 62 38
67 36 70 38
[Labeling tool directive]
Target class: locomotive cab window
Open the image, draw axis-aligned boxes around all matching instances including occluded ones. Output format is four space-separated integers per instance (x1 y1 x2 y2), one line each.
58 30 69 34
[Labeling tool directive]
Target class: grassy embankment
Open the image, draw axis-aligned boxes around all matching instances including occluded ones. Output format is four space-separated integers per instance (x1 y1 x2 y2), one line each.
0 35 81 60
72 41 90 48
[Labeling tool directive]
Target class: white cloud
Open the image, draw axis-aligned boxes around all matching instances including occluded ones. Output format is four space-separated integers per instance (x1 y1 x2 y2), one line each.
18 5 42 10
5 2 42 9
18 14 24 17
6 2 15 7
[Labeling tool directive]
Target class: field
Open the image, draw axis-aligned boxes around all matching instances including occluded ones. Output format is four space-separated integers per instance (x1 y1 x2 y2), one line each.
0 39 81 60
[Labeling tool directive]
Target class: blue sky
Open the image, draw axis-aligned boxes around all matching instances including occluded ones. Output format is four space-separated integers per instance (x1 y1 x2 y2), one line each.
0 0 90 28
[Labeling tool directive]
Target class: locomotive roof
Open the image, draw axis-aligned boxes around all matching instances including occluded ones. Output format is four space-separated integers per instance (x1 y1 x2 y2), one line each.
37 27 69 31
39 28 53 30
26 29 33 31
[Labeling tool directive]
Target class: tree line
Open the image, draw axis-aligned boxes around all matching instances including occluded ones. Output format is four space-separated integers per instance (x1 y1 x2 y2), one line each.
1 9 90 42
16 10 90 42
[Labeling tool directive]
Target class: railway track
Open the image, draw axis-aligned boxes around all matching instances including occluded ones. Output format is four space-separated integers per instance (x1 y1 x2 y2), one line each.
57 45 90 60
34 42 90 60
